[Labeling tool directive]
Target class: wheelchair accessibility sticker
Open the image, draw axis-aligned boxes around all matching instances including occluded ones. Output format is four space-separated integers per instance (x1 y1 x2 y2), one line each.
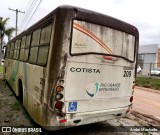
68 102 77 112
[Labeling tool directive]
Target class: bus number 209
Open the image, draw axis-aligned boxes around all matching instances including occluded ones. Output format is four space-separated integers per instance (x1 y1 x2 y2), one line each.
123 71 131 77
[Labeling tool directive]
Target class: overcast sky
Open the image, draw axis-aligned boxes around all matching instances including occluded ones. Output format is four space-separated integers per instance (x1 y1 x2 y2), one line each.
0 0 160 45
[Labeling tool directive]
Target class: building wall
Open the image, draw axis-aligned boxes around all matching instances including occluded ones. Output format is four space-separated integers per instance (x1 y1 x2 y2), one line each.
138 44 160 73
143 53 156 70
157 49 160 67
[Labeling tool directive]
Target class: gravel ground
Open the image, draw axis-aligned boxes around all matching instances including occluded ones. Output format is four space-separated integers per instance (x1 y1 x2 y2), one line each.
0 77 160 135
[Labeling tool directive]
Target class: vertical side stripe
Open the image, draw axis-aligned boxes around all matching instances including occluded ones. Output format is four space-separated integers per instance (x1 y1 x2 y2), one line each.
23 63 28 95
8 61 19 87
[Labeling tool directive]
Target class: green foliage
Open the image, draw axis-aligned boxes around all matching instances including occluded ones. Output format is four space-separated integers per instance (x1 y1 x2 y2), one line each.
10 93 14 96
10 102 21 111
135 77 160 90
0 17 15 41
0 66 3 73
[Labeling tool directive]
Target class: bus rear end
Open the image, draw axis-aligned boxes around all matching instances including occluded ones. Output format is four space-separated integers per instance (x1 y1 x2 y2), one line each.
55 19 138 126
47 6 139 129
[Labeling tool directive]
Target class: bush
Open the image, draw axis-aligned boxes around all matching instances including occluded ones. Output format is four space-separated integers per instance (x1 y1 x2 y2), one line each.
135 77 160 90
0 66 3 73
10 102 21 111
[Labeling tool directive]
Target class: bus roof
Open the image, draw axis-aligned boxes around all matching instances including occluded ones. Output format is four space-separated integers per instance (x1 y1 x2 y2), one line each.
8 5 139 44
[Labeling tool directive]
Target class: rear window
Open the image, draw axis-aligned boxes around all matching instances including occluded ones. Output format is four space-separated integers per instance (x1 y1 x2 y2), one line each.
71 20 135 62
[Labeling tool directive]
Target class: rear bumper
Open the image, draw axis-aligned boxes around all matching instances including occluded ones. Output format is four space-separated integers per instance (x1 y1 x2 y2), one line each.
65 106 129 125
44 106 131 131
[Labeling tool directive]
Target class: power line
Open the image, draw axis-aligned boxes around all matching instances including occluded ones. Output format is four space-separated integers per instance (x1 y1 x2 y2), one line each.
22 0 42 31
19 0 37 30
9 8 25 36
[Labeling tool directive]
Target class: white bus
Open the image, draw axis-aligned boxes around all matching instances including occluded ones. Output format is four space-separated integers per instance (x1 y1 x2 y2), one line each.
4 5 139 130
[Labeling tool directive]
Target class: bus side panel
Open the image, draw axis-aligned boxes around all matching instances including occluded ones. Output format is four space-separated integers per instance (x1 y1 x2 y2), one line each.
4 60 45 125
25 63 44 125
4 59 19 95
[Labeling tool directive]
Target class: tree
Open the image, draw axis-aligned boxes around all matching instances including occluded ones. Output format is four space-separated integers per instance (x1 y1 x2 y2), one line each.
0 17 15 65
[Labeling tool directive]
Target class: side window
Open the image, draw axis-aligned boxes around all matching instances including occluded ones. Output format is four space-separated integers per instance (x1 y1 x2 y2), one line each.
19 36 26 61
31 29 41 46
29 24 52 66
37 25 52 65
37 46 49 65
29 29 41 63
20 36 30 62
40 25 52 44
24 35 31 61
6 44 11 58
10 43 15 59
13 41 17 59
13 40 21 60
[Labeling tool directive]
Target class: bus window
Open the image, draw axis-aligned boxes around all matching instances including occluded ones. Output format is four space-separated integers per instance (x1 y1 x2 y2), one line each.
71 20 135 62
40 25 52 44
10 43 15 58
29 30 41 64
37 25 52 65
29 47 38 63
24 35 31 61
37 46 49 65
6 44 10 58
31 29 41 46
19 36 26 61
13 40 21 60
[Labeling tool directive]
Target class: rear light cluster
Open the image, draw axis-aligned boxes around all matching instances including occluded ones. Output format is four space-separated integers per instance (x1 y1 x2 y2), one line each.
129 81 135 103
125 81 134 115
130 81 135 103
54 80 65 116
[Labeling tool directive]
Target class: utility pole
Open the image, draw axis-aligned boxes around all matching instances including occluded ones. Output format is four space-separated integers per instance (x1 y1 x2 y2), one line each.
9 8 25 36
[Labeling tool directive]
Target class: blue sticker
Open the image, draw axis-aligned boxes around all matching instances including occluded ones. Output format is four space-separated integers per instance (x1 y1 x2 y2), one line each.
68 102 77 112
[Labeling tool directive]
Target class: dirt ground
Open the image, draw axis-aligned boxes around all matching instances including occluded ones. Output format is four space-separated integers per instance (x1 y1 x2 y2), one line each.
0 77 160 135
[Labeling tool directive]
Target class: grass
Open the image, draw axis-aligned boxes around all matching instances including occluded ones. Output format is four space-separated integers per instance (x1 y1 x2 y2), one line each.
0 66 3 73
10 92 14 96
10 102 21 111
135 76 160 90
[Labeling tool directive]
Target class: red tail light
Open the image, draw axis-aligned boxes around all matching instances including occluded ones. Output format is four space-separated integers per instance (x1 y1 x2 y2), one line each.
59 119 67 123
55 101 64 111
130 96 133 102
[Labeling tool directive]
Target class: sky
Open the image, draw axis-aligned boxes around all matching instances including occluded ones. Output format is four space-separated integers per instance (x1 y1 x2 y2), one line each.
0 0 160 45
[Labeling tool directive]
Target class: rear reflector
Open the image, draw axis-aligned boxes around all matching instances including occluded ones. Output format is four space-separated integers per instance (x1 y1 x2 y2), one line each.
59 119 67 123
103 56 113 60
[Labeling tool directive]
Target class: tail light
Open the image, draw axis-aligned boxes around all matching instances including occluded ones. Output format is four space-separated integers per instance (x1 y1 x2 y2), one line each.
59 119 67 123
54 80 65 116
55 101 64 111
55 93 63 100
56 86 63 92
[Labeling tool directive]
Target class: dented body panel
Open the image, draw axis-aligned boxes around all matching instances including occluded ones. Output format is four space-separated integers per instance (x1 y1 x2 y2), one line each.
4 5 139 130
